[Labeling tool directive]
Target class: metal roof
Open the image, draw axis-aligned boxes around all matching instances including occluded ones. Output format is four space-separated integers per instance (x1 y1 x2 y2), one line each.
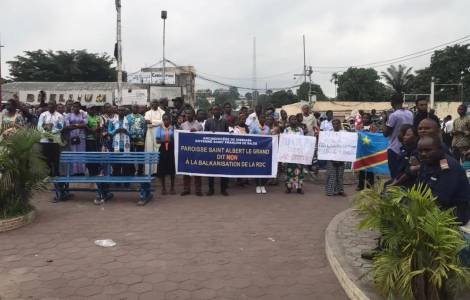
2 82 146 91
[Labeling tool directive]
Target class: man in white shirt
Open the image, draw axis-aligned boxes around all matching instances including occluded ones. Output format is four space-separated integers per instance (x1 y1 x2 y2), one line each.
144 99 165 175
320 110 334 131
37 100 66 202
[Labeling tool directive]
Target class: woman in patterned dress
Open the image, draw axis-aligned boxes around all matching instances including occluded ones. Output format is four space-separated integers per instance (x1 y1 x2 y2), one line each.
283 115 304 194
65 102 87 175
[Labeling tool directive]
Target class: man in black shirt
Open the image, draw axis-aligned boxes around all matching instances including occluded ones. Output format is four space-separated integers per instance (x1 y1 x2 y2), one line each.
417 135 470 225
413 97 440 129
204 104 229 196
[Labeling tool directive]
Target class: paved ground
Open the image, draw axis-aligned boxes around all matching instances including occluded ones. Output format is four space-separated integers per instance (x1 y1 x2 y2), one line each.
0 180 351 300
327 209 380 300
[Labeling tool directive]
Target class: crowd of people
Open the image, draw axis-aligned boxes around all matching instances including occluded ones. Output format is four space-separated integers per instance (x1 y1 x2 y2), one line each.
0 94 469 228
0 96 346 199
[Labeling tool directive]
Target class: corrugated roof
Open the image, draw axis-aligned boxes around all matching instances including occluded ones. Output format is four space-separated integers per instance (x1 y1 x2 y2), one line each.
2 82 146 91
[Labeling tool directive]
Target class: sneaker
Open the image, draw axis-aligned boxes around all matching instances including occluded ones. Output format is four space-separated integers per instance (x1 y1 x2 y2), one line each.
137 199 147 206
94 198 104 205
104 193 114 201
256 186 261 194
260 186 267 194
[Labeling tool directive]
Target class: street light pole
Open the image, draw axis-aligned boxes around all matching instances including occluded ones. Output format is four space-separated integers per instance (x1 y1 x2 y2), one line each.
115 0 123 104
430 77 435 109
161 10 167 85
0 34 4 105
303 34 306 84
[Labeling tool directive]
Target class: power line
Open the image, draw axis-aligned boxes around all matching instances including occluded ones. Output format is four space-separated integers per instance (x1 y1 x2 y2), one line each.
312 34 470 70
196 69 298 81
196 74 303 91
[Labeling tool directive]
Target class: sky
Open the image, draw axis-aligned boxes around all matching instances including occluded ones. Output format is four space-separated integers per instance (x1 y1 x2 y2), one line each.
1 0 469 97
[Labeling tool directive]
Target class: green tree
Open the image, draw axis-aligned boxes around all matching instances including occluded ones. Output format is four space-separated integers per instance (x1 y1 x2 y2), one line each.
296 82 327 102
228 86 240 99
410 44 470 101
215 93 235 108
381 64 413 95
244 92 252 100
7 49 122 82
271 90 297 107
196 97 211 112
337 67 391 101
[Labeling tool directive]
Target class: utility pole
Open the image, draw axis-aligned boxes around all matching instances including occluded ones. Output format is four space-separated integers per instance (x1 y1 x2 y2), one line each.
0 34 4 105
115 0 123 104
161 10 167 85
430 77 435 110
307 66 313 104
303 34 307 84
252 37 257 106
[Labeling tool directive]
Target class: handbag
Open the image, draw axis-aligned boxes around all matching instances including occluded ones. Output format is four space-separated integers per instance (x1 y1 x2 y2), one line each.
71 136 81 145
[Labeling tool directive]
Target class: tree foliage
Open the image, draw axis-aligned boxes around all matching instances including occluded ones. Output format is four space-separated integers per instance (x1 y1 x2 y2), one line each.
296 82 327 102
409 44 470 101
381 64 413 95
256 89 298 108
196 97 211 111
7 49 122 82
214 86 239 108
337 67 391 101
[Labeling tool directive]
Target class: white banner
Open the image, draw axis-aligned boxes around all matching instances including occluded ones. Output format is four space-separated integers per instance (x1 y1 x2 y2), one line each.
19 90 112 106
278 134 316 165
149 86 184 102
317 131 358 162
115 89 148 105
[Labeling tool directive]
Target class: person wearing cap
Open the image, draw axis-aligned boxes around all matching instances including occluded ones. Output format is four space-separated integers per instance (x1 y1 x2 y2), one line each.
144 99 165 175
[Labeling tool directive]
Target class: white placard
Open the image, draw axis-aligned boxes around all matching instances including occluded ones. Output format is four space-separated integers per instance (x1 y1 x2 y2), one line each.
278 134 316 165
317 131 358 162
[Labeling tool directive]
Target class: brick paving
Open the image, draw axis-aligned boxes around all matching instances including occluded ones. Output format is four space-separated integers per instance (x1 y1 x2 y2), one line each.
0 180 350 300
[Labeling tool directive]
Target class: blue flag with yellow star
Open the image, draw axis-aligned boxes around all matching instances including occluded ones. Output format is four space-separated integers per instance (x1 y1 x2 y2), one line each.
353 131 390 175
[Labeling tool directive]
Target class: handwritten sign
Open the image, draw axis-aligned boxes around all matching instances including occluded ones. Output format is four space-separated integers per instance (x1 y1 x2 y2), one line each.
278 134 316 165
317 131 358 162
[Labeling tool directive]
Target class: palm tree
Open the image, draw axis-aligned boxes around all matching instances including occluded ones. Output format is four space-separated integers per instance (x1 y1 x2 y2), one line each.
381 64 413 94
0 128 48 218
354 182 470 299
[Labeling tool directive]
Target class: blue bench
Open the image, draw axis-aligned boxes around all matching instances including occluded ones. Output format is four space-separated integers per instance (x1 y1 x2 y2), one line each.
52 151 159 205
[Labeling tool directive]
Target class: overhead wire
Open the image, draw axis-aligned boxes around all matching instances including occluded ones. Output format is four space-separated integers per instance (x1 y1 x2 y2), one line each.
127 33 470 88
312 34 470 70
